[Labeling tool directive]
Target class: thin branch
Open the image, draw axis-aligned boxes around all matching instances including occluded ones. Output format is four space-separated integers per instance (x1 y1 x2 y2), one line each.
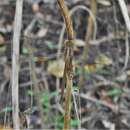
12 0 23 129
74 92 119 113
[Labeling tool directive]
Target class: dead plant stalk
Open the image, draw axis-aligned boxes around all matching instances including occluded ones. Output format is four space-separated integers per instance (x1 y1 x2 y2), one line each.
12 0 23 129
57 0 75 129
79 0 97 88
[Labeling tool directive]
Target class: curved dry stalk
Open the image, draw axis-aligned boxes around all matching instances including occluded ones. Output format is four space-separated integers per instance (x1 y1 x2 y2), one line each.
57 5 97 59
77 2 97 128
12 0 23 129
121 31 129 72
79 0 97 88
118 0 130 33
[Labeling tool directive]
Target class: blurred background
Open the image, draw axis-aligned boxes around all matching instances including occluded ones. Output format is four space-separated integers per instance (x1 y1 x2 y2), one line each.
0 0 130 129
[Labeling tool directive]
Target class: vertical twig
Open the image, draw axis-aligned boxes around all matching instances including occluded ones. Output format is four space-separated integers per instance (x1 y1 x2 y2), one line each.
12 0 23 129
57 0 74 129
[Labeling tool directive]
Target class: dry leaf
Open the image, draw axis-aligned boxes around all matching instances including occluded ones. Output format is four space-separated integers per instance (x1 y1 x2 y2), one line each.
84 64 97 73
126 70 130 76
97 0 111 6
47 59 65 78
95 53 112 69
102 120 115 130
116 73 127 82
74 39 85 47
37 28 48 38
84 54 112 73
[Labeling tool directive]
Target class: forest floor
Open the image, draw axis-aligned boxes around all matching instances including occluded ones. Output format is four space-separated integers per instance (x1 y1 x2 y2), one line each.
0 0 130 129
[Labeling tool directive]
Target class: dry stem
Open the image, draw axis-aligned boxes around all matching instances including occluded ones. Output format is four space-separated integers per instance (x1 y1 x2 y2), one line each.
12 0 23 129
57 0 74 40
57 0 74 129
25 36 46 128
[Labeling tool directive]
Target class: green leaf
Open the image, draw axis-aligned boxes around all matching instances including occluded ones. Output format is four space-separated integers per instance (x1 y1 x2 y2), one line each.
75 67 81 76
97 69 111 75
22 48 29 54
73 86 79 91
40 92 50 111
106 88 122 96
0 107 12 113
41 95 49 103
71 119 80 127
46 41 57 50
50 91 59 98
44 108 49 113
27 90 34 96
55 115 64 128
0 46 6 52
